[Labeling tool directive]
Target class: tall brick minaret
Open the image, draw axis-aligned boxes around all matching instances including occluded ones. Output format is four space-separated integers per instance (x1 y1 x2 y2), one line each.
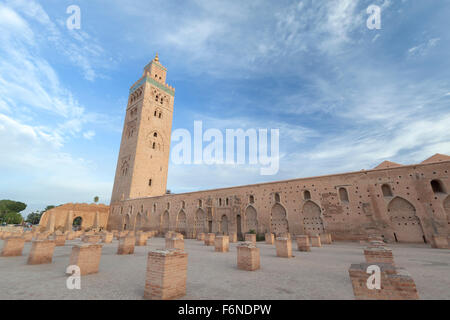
110 54 175 203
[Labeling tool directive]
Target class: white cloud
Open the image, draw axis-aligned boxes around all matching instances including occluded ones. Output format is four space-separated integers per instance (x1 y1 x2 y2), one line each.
83 130 96 140
4 0 110 81
0 4 112 212
408 38 440 57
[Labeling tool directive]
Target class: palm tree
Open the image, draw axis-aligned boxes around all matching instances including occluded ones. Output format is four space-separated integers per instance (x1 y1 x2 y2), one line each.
94 196 99 203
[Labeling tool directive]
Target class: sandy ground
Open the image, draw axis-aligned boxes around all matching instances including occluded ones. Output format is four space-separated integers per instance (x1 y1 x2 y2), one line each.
0 237 449 300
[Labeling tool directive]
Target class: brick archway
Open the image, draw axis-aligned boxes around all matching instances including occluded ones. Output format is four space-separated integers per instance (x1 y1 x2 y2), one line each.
271 203 289 236
162 210 170 233
221 215 228 234
135 212 143 230
245 206 258 233
194 208 206 233
302 201 324 235
176 210 187 234
72 216 82 231
387 197 425 243
123 214 131 231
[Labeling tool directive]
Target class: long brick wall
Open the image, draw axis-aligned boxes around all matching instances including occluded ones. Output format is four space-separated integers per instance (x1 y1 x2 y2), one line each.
107 159 450 244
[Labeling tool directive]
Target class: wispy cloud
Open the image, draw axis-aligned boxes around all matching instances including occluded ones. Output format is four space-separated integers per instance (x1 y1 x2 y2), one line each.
0 2 113 211
408 38 440 57
1 0 449 212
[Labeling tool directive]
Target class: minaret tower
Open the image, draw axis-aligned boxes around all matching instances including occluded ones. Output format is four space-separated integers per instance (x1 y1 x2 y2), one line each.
110 54 175 203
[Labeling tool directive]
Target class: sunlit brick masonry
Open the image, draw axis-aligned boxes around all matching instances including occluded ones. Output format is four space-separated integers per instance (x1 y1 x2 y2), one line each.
54 233 66 246
265 233 274 245
68 244 102 275
136 232 148 246
237 242 260 271
22 232 33 242
27 240 56 265
310 235 322 247
144 248 188 300
102 232 113 243
431 235 449 249
166 237 184 250
83 234 101 244
349 243 419 300
245 233 256 244
296 235 311 252
2 232 11 240
196 233 205 241
34 232 49 241
275 237 292 258
204 233 215 246
320 233 332 245
364 245 395 266
348 263 419 300
1 236 25 257
229 232 237 243
117 235 135 255
215 235 229 252
66 232 77 240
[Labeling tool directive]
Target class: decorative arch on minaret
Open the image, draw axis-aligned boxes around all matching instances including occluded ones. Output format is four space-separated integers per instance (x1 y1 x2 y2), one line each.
147 130 165 152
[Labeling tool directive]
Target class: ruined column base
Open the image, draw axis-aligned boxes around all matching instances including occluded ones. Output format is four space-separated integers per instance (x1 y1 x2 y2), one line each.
431 235 449 249
54 234 66 246
228 232 237 243
136 233 149 246
348 263 419 300
204 233 215 246
310 235 322 247
320 233 332 245
1 237 25 257
117 235 135 255
83 235 101 244
68 244 103 275
237 242 260 271
27 240 56 264
275 237 292 258
296 235 311 252
197 233 205 241
102 232 113 243
245 233 256 244
166 237 184 250
364 246 395 266
215 235 229 252
144 249 188 300
265 233 274 245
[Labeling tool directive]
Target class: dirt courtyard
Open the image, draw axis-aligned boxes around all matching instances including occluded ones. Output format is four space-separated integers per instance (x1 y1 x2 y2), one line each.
0 237 449 300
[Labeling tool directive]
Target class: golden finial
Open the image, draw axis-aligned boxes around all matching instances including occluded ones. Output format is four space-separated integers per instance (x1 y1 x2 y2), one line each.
154 52 159 62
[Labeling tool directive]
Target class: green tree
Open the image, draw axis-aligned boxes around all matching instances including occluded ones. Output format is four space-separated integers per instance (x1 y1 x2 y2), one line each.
0 200 27 214
26 211 43 225
0 200 27 224
3 212 23 224
93 196 99 203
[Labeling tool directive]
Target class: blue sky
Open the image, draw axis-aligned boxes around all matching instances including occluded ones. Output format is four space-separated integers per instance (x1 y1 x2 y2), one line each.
0 0 449 216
